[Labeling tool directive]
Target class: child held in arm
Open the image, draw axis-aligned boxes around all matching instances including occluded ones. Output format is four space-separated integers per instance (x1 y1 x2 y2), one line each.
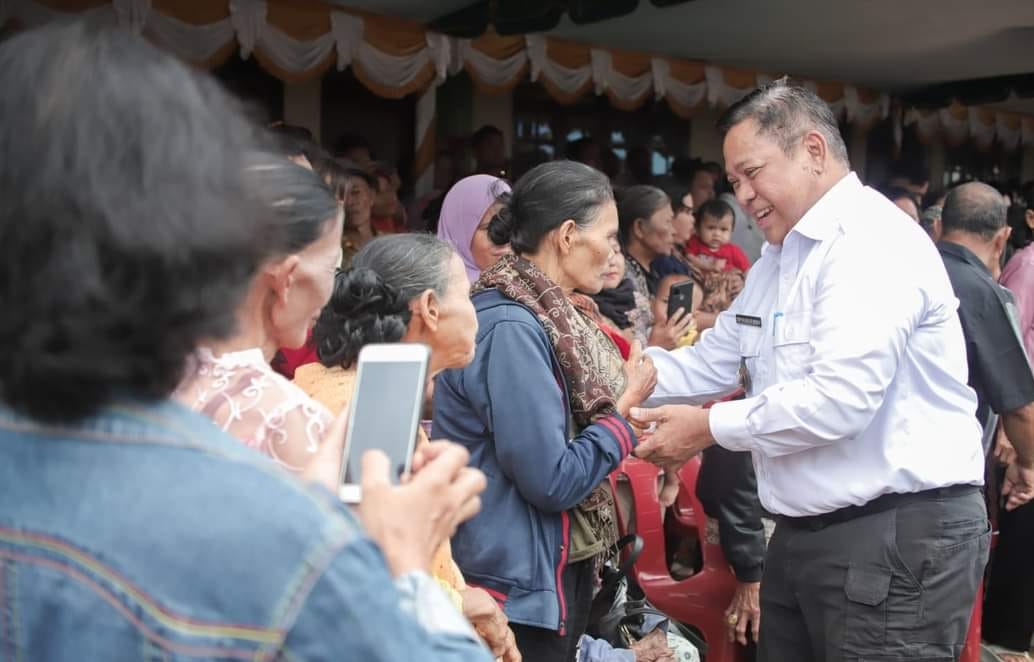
686 198 751 274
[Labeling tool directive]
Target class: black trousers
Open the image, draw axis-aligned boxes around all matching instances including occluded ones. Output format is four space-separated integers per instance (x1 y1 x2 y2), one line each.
510 559 595 662
758 488 990 662
982 500 1034 652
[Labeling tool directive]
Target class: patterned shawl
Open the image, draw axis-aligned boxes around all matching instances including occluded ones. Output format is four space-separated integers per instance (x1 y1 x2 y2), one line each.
474 254 626 427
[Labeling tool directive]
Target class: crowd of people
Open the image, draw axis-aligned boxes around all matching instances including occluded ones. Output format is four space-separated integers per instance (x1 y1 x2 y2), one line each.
3 20 1034 662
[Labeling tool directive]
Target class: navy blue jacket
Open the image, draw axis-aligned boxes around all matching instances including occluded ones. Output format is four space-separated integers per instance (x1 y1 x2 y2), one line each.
433 289 636 633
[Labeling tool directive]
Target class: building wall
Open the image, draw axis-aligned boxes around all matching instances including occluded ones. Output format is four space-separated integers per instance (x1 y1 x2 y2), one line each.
472 89 515 164
283 79 321 141
688 105 723 163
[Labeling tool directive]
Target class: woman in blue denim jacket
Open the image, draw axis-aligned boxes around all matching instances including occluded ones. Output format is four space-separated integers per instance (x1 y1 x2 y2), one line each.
0 22 489 662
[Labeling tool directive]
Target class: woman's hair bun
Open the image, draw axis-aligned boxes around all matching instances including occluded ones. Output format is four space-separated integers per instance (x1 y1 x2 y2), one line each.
313 267 411 369
487 191 516 246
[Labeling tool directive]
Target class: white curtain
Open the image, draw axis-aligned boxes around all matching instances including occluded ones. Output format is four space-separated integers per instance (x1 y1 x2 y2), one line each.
14 0 1028 143
526 34 593 94
651 58 706 110
705 65 753 107
996 114 1021 152
589 49 652 101
460 39 528 88
968 108 995 150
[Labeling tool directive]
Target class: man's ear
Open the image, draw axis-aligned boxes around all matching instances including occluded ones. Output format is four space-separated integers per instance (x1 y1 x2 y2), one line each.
993 225 1012 262
801 129 829 173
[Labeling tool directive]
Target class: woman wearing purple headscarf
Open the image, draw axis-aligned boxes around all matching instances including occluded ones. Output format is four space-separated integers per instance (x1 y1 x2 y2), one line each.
437 174 512 283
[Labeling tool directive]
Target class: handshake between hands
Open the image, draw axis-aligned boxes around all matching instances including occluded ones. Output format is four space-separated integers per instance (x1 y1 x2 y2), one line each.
301 347 716 576
621 343 717 507
629 403 716 508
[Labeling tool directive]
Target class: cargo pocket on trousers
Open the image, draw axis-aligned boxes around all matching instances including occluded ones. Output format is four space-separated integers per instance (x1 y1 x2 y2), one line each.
844 564 890 652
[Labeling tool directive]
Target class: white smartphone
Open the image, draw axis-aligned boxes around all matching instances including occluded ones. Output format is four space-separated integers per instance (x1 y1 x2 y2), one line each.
339 343 430 503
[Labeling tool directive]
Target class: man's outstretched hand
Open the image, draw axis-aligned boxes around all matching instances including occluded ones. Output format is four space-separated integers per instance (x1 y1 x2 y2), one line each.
630 405 716 469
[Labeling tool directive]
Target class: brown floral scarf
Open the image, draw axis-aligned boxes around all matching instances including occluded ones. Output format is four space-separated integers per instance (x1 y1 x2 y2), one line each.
475 254 626 428
475 254 626 564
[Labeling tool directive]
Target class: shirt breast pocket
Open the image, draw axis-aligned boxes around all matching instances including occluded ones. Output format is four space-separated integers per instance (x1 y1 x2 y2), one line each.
773 310 813 379
739 326 764 394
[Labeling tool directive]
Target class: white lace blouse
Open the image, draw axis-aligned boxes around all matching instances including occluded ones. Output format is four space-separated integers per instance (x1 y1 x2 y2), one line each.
176 348 332 473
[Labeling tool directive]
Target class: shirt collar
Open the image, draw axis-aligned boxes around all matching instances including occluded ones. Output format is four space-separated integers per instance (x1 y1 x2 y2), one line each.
791 172 861 242
938 240 992 277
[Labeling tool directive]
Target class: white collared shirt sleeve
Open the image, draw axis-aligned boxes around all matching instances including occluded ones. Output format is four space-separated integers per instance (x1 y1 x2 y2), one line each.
644 306 743 407
709 231 927 457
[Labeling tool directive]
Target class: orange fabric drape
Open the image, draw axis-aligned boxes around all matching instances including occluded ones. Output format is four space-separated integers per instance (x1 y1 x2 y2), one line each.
466 31 528 96
539 38 593 105
605 48 653 111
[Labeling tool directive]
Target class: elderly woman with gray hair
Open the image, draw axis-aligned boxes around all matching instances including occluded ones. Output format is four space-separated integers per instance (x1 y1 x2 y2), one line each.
294 234 521 662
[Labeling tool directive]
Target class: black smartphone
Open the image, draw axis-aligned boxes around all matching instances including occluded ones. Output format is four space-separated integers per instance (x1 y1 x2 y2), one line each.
667 280 694 321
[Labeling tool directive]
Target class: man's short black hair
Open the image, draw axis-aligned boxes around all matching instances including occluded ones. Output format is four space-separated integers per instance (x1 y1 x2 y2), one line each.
472 125 503 149
0 22 268 422
696 198 736 230
942 182 1009 241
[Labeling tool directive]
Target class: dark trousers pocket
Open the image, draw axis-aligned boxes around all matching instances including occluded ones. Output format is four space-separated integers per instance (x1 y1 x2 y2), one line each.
905 522 990 647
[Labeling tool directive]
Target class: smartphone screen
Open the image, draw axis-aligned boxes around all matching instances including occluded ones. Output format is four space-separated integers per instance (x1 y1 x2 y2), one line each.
342 346 428 489
667 280 694 320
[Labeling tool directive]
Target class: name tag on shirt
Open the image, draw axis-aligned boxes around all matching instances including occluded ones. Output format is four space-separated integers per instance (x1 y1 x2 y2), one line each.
735 314 763 328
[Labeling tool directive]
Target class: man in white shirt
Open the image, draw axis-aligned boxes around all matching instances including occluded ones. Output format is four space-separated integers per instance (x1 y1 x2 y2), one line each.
631 79 994 661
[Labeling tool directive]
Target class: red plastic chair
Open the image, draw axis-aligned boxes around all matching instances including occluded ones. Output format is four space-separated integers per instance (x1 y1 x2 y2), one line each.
610 456 743 662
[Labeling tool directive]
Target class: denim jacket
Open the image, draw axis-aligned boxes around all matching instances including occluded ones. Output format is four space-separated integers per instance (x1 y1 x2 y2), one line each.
0 400 491 662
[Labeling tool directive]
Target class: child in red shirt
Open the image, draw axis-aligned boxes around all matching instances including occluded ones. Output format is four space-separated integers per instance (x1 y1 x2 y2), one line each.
686 198 751 273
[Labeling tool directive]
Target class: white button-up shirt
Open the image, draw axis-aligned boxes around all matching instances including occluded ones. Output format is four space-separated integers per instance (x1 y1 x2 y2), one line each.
645 172 984 517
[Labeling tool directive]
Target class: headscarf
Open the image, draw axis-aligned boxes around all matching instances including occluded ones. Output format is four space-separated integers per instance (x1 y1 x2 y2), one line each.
437 175 510 282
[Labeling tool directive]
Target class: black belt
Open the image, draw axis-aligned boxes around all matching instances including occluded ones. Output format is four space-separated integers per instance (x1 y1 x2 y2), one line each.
777 484 980 532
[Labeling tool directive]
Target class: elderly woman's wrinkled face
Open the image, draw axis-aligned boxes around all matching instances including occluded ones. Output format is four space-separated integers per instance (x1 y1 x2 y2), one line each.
637 203 675 258
419 254 479 372
563 200 620 295
601 236 626 290
269 212 344 350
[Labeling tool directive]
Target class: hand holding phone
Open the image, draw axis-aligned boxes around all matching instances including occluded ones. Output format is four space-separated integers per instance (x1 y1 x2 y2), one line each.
667 280 695 321
340 344 430 503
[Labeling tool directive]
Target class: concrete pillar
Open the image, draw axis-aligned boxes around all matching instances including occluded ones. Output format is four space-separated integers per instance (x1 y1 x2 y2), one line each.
282 78 322 143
